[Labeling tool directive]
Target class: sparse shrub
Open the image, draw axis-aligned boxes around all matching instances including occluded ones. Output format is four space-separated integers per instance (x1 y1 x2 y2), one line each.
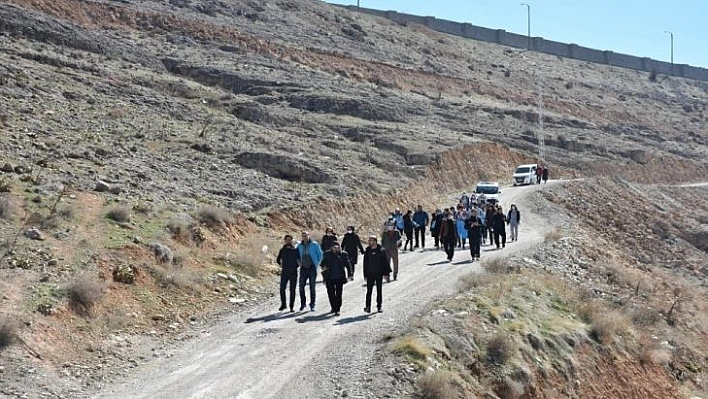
0 318 15 350
107 107 128 118
565 81 574 89
157 269 201 290
56 205 75 220
0 195 18 220
391 335 431 361
588 310 631 345
150 243 173 265
557 134 568 148
483 258 518 274
106 206 131 223
486 334 516 365
458 273 500 292
494 376 525 399
168 217 191 242
0 177 11 193
417 372 456 399
544 227 563 242
112 264 138 284
640 348 671 366
196 206 232 229
66 276 104 315
630 307 662 327
649 70 657 83
133 202 153 215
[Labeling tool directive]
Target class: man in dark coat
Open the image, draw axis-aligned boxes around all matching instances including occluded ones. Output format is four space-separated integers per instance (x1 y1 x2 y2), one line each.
413 205 429 249
536 165 543 184
320 227 338 252
430 209 444 249
439 211 458 262
465 210 482 260
492 206 507 249
542 166 549 184
363 236 392 313
275 235 299 312
485 205 496 245
320 243 352 316
341 226 365 281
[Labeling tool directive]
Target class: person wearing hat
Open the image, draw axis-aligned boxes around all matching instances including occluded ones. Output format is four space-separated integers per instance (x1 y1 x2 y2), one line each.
341 226 365 281
381 220 402 280
363 235 391 313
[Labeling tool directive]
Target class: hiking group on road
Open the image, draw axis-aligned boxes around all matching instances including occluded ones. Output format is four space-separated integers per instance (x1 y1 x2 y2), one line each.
275 195 523 317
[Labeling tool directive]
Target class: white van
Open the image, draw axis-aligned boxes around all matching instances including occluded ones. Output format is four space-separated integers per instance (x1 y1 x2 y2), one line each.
475 181 501 205
512 164 538 186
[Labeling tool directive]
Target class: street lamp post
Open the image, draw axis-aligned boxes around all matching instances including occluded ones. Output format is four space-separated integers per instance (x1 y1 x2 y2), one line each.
664 30 674 66
521 3 531 49
357 0 360 12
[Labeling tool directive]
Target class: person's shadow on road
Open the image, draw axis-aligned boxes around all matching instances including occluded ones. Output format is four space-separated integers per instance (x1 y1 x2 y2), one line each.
452 260 473 265
335 314 373 325
295 313 336 323
427 260 450 266
244 312 299 324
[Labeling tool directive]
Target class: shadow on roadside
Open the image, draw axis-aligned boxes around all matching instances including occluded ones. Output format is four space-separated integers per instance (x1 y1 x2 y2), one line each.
295 313 336 323
245 312 299 324
452 260 473 265
427 260 450 266
335 313 373 325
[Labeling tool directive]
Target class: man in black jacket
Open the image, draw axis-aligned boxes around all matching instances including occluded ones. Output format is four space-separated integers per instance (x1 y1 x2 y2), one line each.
493 205 507 249
276 235 299 312
321 227 338 252
341 226 365 281
430 209 444 249
320 243 352 316
465 210 483 260
363 236 392 313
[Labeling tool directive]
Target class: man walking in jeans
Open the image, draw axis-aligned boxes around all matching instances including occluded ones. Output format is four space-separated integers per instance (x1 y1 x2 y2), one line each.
297 231 323 312
413 205 429 250
363 235 391 313
276 235 299 312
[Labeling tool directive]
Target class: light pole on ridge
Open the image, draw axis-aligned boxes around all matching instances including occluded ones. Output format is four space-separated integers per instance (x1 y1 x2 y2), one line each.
664 30 674 66
521 3 531 49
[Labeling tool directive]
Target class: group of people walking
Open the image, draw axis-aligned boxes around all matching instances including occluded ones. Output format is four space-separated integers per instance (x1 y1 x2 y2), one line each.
275 199 522 317
275 228 392 316
430 201 521 262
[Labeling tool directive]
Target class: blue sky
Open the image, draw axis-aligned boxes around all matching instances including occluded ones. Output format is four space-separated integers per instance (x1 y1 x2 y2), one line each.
325 1 708 68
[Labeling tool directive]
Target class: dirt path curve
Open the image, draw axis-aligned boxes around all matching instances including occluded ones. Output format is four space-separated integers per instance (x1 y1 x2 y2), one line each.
98 181 560 399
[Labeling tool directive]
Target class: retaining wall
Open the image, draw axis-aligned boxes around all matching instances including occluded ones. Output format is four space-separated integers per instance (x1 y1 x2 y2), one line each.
337 5 708 82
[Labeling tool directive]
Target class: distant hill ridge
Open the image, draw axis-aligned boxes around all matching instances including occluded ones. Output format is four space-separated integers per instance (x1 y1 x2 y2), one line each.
337 4 708 82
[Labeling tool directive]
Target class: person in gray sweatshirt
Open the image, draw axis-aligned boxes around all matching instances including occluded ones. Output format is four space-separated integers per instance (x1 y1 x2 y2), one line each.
507 204 521 242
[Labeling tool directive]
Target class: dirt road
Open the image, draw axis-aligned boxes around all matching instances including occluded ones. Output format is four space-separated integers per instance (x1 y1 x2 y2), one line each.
98 182 558 399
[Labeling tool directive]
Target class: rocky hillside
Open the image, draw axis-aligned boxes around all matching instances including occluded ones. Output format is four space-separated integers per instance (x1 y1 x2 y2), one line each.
0 0 706 398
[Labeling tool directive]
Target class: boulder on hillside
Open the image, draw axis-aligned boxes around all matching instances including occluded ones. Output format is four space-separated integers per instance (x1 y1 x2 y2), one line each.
233 152 333 184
